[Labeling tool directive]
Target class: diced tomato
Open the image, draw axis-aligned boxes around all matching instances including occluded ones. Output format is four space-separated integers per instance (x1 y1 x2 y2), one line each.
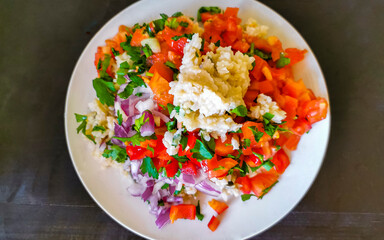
244 153 263 168
235 176 252 194
208 216 220 232
148 71 174 106
297 98 328 124
282 95 298 119
215 136 235 156
285 134 301 150
292 118 312 136
208 157 238 178
223 7 239 18
241 121 270 147
181 161 197 175
250 80 275 94
164 158 179 177
130 28 148 47
126 145 152 160
249 171 279 197
250 55 269 81
282 79 307 98
271 149 290 174
200 12 216 22
285 48 307 66
208 199 228 215
169 204 196 223
149 62 174 82
232 40 250 53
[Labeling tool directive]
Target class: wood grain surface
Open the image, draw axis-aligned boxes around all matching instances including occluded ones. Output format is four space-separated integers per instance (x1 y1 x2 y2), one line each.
0 0 383 239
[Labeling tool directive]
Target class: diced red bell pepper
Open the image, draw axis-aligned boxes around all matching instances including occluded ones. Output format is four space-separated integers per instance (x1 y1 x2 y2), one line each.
214 136 235 156
169 204 196 223
208 199 228 215
208 216 220 232
126 145 152 160
165 158 179 178
208 157 238 178
292 118 312 136
181 161 197 175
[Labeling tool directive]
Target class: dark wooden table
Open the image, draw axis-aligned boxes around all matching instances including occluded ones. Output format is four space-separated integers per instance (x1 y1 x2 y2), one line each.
1 0 383 239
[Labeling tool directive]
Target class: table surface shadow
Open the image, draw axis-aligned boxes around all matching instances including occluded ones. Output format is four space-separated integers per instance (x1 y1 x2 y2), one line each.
0 0 383 239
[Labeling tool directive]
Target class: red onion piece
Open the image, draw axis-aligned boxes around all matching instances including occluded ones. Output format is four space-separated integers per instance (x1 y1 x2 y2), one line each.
155 208 170 229
195 180 221 197
140 111 155 137
152 110 170 123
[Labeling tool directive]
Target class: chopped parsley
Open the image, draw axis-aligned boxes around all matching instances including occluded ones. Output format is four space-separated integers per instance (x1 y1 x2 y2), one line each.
172 155 189 163
102 145 128 163
113 133 157 146
179 21 189 27
165 17 179 29
111 47 120 56
92 78 116 106
258 181 278 199
171 33 193 41
142 44 153 58
161 183 169 189
248 126 264 142
214 40 221 47
165 61 177 70
230 105 248 117
140 156 159 179
117 110 123 125
191 138 215 160
166 119 177 131
196 201 204 221
133 113 150 132
241 194 256 201
172 11 183 17
92 125 105 133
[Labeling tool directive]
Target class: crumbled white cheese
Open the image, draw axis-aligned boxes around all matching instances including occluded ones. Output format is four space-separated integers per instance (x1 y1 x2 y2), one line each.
231 135 240 150
115 52 133 68
243 18 269 37
210 176 241 201
162 131 179 156
248 94 286 123
169 34 255 138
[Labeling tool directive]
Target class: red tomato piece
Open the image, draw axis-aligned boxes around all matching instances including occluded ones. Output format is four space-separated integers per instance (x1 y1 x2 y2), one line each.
271 149 290 174
181 161 197 175
249 171 279 197
235 176 252 194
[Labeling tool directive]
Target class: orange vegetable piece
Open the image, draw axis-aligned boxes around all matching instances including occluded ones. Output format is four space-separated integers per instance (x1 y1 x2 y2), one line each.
169 204 196 223
148 62 174 82
241 121 270 147
215 136 235 156
285 134 301 150
208 216 220 232
208 199 229 215
207 157 238 178
285 48 308 66
235 176 252 194
249 171 279 197
148 71 174 106
130 28 148 47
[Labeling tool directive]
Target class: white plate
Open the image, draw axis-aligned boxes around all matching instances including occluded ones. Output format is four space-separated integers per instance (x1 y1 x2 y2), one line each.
65 0 331 239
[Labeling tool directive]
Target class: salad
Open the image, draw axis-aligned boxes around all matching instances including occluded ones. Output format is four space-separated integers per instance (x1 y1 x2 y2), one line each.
74 6 328 231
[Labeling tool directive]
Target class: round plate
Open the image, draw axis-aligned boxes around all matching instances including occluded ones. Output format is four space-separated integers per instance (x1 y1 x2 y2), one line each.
65 0 331 239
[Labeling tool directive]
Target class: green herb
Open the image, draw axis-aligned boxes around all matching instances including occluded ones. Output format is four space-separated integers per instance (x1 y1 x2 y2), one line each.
92 125 106 132
178 162 183 169
140 156 159 179
191 139 214 160
231 128 242 133
160 13 168 20
241 194 256 201
230 105 248 117
75 113 87 123
111 48 120 56
254 49 272 60
172 11 183 17
213 166 225 171
262 160 275 171
153 19 165 32
118 82 135 99
161 183 169 189
179 21 189 27
127 72 146 87
113 133 157 146
143 44 153 58
240 161 249 176
214 40 220 47
166 120 177 131
275 145 281 151
147 146 155 155
117 110 123 125
97 59 102 70
243 138 251 149
120 35 148 73
102 145 128 163
97 54 113 81
276 53 290 68
165 18 179 29
196 201 204 221
132 23 142 32
135 92 143 97
92 78 116 106
251 61 256 71
133 112 150 132
158 200 164 206
165 61 177 70
171 33 194 41
145 72 154 77
85 134 96 144
172 155 189 163
200 38 205 51
197 6 222 22
144 23 155 37
180 135 188 150
248 126 264 142
174 185 184 195
120 61 130 69
166 103 175 115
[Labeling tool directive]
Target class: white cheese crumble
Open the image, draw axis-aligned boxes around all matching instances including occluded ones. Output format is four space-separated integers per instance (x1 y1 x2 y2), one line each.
210 176 241 202
248 93 286 123
243 18 269 37
169 34 255 139
162 130 179 156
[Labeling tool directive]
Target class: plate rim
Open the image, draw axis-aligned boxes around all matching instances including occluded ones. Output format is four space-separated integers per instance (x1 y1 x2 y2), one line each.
64 0 331 239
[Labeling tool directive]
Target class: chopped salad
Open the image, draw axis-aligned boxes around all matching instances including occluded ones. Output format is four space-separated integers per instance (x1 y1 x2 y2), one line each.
75 6 328 231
